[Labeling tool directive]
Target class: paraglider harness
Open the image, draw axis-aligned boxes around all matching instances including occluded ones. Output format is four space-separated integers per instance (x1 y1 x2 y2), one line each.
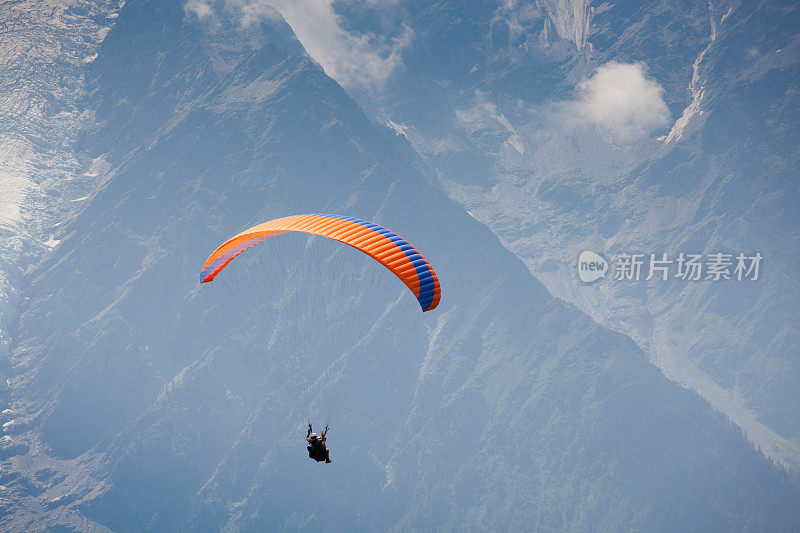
307 424 331 463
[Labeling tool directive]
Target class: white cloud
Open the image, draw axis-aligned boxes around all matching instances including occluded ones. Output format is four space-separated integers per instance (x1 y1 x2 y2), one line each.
185 0 281 27
572 61 669 143
185 0 214 20
184 0 409 89
224 0 280 27
450 62 668 156
262 0 411 89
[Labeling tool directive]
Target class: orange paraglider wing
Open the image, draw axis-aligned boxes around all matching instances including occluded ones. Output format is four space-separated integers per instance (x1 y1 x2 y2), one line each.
200 214 440 311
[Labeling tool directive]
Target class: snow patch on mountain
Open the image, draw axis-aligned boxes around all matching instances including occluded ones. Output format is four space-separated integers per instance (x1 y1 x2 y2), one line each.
537 0 593 49
664 3 717 144
387 120 411 138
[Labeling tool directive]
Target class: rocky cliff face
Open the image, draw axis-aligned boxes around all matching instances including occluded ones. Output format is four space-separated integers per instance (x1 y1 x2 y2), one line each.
334 0 800 472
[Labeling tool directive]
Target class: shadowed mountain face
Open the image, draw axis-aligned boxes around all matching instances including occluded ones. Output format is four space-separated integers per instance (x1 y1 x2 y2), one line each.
1 1 798 531
334 0 800 471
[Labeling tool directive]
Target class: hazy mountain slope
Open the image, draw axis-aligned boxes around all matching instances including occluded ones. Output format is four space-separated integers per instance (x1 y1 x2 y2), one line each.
0 0 118 406
335 0 800 471
1 1 798 531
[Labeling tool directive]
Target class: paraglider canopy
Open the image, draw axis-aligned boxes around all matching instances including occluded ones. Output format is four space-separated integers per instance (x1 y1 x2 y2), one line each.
201 214 440 311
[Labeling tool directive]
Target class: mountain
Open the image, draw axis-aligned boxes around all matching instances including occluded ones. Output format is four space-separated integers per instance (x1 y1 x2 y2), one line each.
333 0 800 471
1 1 798 531
0 0 118 392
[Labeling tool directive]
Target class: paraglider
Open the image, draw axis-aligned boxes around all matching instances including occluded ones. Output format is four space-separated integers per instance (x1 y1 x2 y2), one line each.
201 214 440 312
201 214 440 462
307 424 331 463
